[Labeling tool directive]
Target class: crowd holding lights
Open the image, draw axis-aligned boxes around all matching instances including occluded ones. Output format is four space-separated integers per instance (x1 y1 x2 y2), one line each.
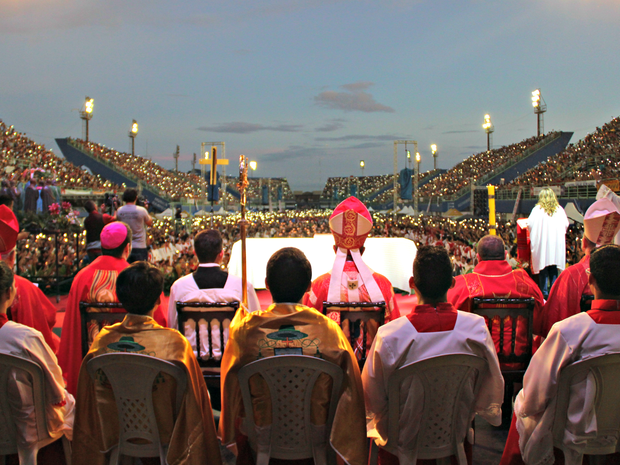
503 116 620 189
417 133 554 199
0 120 119 197
68 138 294 204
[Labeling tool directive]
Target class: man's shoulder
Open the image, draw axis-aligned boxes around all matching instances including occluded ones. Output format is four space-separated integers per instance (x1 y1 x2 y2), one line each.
0 320 45 341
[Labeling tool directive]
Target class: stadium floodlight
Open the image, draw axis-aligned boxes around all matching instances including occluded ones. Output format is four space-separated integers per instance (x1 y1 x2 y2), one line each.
80 96 94 142
360 160 365 176
531 89 547 136
482 114 494 151
249 160 257 177
431 144 438 170
128 119 138 156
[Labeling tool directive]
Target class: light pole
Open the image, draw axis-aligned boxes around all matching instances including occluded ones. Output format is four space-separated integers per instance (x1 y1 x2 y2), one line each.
80 97 94 142
249 160 257 177
360 160 365 176
415 152 421 214
482 114 494 151
128 120 138 156
431 144 437 170
407 150 412 170
532 89 547 136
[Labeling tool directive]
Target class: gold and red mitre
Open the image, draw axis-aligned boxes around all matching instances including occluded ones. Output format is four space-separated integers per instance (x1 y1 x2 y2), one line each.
329 197 373 250
0 205 19 255
584 198 620 246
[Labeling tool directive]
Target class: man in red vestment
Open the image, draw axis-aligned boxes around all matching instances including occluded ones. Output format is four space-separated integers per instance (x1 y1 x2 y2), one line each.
541 198 620 336
303 197 399 321
447 235 544 355
57 222 167 395
0 205 59 352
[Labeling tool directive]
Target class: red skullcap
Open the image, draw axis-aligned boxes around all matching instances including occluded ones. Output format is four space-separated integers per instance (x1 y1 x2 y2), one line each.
329 197 373 250
101 222 128 249
0 205 19 254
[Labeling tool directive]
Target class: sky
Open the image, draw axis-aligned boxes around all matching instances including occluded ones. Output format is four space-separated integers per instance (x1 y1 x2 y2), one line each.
2 0 620 192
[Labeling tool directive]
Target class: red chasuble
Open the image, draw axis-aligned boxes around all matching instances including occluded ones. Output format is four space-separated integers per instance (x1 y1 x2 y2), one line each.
10 275 59 352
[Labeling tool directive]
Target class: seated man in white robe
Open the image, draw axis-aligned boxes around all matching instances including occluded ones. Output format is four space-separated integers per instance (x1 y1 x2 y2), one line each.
500 244 620 465
0 261 74 462
362 246 504 465
168 229 260 360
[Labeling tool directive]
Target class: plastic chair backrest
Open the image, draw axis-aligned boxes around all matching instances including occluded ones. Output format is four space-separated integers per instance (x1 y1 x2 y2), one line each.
237 355 344 465
0 354 47 454
79 301 126 356
322 301 385 366
385 354 487 465
86 353 187 464
472 297 535 364
0 353 71 465
552 353 620 461
175 301 239 367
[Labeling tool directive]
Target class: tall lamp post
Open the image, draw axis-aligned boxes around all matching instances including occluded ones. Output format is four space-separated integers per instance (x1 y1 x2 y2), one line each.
406 150 412 170
431 144 438 170
80 97 94 142
482 114 494 151
532 89 547 136
414 152 421 214
129 120 138 156
360 160 365 176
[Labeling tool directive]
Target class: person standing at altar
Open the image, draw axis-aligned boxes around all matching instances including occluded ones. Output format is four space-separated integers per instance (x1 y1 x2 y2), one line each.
527 188 569 297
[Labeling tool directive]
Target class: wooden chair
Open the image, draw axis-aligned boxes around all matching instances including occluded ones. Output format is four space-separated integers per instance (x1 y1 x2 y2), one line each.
472 297 535 423
0 353 72 465
553 354 620 464
175 300 239 410
79 302 126 357
322 301 385 367
237 355 344 465
369 354 488 465
87 353 186 465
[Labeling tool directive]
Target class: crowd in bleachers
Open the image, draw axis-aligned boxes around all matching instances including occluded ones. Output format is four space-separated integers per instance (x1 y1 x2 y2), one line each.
70 138 294 204
504 116 620 188
1 121 117 202
418 133 556 198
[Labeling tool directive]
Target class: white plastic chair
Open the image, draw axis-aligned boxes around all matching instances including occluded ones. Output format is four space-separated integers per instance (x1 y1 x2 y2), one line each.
0 353 72 465
86 353 187 465
237 355 344 465
553 353 620 464
370 354 488 465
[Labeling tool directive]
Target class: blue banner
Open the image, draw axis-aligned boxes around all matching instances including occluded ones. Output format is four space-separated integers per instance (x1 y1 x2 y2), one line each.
399 168 413 200
277 186 283 201
350 184 357 198
262 184 269 205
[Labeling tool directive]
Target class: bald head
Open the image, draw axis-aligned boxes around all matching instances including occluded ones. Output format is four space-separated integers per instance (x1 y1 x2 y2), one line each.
477 235 505 261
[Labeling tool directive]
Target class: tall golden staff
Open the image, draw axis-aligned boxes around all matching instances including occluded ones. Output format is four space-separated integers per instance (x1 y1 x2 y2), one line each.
237 155 249 308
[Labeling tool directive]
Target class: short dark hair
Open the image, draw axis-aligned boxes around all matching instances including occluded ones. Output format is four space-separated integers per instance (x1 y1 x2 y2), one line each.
101 224 133 258
116 261 163 315
84 200 97 213
590 245 620 297
478 235 505 261
413 246 453 300
194 229 223 263
266 248 312 303
0 261 14 296
0 194 13 208
122 188 138 203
